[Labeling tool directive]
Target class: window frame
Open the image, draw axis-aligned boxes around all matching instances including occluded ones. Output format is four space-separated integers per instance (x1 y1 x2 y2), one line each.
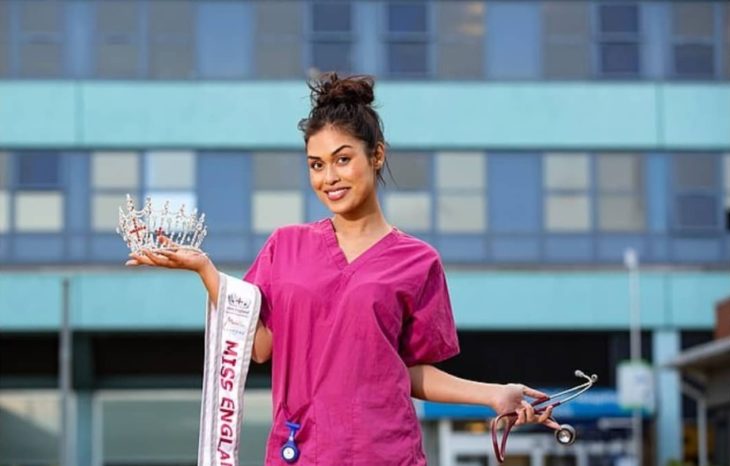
670 153 724 233
593 2 643 79
305 2 356 75
669 2 722 80
381 1 434 79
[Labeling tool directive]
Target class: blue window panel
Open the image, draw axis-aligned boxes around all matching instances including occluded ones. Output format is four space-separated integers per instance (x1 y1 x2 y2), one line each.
306 192 330 223
312 41 352 74
650 237 669 262
491 237 540 262
14 235 64 262
674 44 715 78
599 42 640 75
90 234 128 262
0 236 8 260
671 238 723 263
646 154 668 233
437 236 486 263
388 4 427 33
486 3 540 79
68 235 87 261
252 234 272 258
597 236 648 263
675 194 720 229
17 153 61 187
312 3 351 33
204 234 249 265
197 153 249 231
197 3 252 78
388 42 429 75
544 236 593 262
640 4 668 79
599 5 639 33
490 154 541 233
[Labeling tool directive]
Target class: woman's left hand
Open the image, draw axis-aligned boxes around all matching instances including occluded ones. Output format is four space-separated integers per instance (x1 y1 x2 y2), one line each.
493 383 560 430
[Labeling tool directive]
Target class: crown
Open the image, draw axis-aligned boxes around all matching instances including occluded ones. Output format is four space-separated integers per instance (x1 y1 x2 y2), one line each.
117 194 207 253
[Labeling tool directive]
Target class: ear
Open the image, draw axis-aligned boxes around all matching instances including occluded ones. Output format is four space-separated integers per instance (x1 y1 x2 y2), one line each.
372 142 386 170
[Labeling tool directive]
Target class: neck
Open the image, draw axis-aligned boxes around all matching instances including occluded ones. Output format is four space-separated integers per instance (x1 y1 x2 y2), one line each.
331 194 389 237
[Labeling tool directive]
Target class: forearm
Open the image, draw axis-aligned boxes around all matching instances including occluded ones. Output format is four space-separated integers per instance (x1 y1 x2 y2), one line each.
409 364 500 408
198 260 220 305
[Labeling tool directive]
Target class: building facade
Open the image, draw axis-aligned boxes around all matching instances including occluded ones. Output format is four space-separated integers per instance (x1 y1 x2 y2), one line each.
1 1 729 465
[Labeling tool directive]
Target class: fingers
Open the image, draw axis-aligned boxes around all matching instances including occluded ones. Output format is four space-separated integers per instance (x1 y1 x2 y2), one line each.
522 385 549 401
515 400 534 425
126 249 173 268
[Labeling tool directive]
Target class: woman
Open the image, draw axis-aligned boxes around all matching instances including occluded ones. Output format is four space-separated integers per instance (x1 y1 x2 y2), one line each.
127 73 557 465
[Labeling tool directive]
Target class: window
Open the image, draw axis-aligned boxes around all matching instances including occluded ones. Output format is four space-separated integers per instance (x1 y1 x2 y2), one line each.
148 1 195 79
91 151 140 232
144 151 197 225
597 4 641 78
0 391 60 463
724 154 730 230
254 2 304 78
436 152 487 232
597 154 645 231
17 152 60 188
384 152 431 232
671 3 717 78
0 1 9 77
673 154 721 230
0 152 8 233
94 1 141 78
543 2 590 79
17 0 66 77
252 153 304 233
544 153 591 231
15 191 64 232
385 2 430 78
309 2 353 75
436 2 485 79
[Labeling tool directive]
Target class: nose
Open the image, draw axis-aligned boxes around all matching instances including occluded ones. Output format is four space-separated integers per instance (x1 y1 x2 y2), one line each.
324 164 340 185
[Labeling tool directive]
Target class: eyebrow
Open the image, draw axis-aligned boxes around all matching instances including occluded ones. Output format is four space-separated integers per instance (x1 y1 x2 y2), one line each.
307 144 352 160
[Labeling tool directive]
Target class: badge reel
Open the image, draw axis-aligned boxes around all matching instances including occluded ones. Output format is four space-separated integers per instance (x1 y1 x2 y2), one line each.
280 421 301 463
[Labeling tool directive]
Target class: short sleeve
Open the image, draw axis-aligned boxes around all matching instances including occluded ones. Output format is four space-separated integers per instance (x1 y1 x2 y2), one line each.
243 230 278 330
398 257 460 367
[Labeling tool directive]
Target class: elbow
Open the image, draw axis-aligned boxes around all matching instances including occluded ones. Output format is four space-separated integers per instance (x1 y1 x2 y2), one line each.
251 352 271 364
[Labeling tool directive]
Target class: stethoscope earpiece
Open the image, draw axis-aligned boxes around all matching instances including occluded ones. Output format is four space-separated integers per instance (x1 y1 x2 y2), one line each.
555 424 576 445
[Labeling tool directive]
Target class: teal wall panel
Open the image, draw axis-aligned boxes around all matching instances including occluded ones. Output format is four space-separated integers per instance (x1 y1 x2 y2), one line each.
379 83 659 149
80 82 306 148
1 270 726 331
1 82 729 150
72 272 207 330
0 276 62 330
0 82 78 146
447 272 669 329
661 85 730 149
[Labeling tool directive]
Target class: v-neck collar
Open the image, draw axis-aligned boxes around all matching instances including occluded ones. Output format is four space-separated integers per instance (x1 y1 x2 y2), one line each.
319 218 399 272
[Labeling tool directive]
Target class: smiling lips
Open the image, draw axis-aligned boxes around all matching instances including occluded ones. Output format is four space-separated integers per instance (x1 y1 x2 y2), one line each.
326 187 350 201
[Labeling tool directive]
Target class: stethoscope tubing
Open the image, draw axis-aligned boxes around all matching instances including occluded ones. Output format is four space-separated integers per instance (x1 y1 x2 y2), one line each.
491 371 597 463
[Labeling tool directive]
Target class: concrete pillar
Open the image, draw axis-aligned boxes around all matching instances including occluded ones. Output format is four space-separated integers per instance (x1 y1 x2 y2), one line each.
653 330 682 466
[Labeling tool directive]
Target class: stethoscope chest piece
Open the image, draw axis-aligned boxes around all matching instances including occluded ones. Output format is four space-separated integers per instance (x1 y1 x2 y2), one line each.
280 421 301 463
555 424 576 445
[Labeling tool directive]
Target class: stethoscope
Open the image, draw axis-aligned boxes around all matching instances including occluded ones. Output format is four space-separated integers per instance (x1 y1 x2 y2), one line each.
491 370 598 463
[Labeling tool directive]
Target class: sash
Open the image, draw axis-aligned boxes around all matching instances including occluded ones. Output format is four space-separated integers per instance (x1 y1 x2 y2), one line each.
198 273 261 466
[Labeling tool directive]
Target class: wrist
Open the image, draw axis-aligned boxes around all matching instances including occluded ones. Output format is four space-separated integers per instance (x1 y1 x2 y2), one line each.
196 256 216 276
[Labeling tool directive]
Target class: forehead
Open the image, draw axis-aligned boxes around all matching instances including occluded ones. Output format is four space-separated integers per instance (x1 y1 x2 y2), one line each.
306 126 365 156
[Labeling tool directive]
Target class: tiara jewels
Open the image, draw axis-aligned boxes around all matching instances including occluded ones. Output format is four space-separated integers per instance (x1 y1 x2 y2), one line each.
117 194 207 253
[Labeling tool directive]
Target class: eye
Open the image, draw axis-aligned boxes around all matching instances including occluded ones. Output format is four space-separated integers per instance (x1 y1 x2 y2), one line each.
309 161 323 170
336 156 350 165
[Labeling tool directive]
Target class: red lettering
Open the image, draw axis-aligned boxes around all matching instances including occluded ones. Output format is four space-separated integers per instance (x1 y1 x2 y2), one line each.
223 340 238 357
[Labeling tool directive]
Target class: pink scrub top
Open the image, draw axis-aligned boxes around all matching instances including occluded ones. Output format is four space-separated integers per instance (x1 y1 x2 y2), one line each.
244 219 460 465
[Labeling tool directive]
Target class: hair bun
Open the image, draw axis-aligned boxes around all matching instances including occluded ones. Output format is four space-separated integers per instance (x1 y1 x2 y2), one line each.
310 72 375 109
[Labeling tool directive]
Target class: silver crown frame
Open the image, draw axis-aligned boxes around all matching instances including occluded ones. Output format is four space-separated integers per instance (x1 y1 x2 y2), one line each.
117 194 207 253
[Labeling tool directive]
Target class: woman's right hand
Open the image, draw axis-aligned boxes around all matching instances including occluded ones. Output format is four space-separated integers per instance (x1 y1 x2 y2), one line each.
125 235 211 273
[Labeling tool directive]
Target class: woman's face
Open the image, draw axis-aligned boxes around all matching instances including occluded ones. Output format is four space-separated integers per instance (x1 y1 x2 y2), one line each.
307 125 382 217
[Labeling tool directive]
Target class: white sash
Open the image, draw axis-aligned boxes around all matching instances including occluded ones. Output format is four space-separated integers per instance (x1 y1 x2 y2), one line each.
198 273 261 466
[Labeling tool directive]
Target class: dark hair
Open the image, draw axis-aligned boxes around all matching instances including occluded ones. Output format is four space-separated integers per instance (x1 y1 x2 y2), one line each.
298 72 389 184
